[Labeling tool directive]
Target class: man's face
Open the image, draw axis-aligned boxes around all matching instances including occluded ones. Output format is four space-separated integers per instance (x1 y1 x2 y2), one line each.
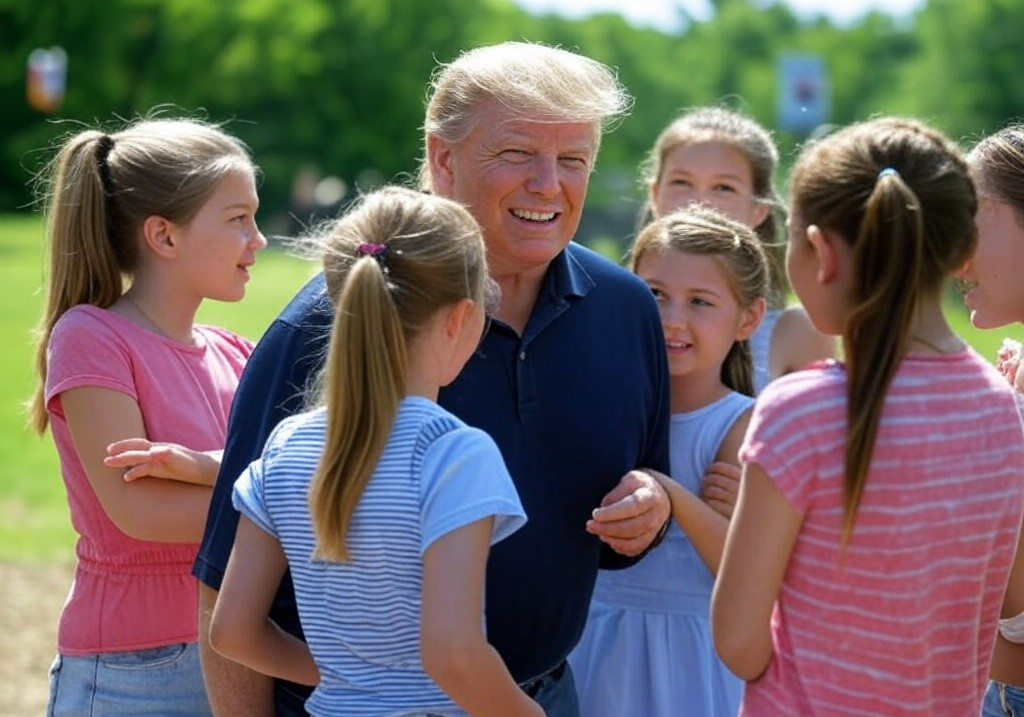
429 99 597 278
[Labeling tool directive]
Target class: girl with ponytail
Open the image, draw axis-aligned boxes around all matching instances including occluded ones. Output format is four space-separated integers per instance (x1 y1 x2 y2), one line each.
209 186 542 717
712 117 1024 717
33 116 265 716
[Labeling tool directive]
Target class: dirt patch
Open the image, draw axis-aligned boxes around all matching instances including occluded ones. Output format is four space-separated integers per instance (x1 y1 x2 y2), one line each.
0 562 73 717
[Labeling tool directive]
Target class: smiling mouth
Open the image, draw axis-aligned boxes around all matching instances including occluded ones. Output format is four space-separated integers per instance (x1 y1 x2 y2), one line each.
511 209 558 223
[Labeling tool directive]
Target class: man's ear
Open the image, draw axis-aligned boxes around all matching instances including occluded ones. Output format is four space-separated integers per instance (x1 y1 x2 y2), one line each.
806 224 838 284
427 134 455 196
141 215 178 259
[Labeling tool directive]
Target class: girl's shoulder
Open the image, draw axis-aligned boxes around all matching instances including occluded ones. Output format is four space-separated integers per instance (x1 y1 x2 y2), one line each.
260 407 326 462
770 305 836 373
50 304 132 347
195 323 255 358
763 359 845 396
754 360 846 423
53 303 113 329
683 389 756 424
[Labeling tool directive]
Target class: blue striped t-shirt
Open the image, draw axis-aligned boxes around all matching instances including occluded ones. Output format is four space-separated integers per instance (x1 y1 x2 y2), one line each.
233 396 526 717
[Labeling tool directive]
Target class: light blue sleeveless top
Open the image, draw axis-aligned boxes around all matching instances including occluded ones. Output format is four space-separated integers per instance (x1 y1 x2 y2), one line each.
750 307 781 395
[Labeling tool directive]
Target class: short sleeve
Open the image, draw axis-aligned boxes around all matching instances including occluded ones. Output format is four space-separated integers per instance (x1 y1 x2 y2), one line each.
232 459 277 538
230 416 302 539
45 309 136 408
740 371 834 514
419 426 526 553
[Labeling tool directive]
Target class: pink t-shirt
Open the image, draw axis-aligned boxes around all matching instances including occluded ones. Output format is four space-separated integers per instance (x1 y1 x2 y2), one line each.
45 305 252 655
740 351 1024 717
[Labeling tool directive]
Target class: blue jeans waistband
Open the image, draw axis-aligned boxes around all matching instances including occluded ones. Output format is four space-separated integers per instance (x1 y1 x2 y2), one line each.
520 660 567 698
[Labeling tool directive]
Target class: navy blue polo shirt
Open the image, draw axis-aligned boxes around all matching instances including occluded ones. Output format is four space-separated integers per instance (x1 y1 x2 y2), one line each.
195 242 670 694
194 271 333 640
439 242 670 682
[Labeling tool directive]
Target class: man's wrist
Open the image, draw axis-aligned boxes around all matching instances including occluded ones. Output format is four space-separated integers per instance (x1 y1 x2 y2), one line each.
651 514 672 548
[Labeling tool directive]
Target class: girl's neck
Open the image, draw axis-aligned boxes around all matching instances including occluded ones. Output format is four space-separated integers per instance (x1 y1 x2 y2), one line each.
403 331 444 403
404 375 440 402
670 370 731 413
118 284 199 345
903 300 964 356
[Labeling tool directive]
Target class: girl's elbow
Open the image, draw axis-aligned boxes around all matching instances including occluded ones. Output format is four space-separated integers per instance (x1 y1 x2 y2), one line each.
421 633 478 688
111 515 154 542
713 627 770 681
208 616 244 661
101 494 171 541
422 647 463 689
720 649 769 682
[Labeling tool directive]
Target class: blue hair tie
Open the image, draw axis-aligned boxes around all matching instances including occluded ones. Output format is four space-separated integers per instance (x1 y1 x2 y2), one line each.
878 167 899 180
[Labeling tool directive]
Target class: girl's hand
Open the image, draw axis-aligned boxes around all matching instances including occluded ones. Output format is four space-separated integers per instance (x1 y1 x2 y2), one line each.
701 462 742 519
997 338 1022 387
104 439 222 486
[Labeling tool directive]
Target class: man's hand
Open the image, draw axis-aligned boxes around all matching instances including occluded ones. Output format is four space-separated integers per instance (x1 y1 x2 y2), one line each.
586 469 671 556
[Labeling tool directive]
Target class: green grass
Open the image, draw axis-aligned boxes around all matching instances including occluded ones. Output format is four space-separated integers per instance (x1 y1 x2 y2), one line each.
0 213 316 561
0 214 1013 561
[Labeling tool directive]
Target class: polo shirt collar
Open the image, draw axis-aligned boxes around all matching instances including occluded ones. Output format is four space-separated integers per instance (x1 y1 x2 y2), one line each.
545 242 595 301
521 243 595 345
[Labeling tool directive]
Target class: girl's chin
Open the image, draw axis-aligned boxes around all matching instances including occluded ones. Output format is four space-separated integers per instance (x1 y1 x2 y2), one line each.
967 307 1006 331
962 292 986 327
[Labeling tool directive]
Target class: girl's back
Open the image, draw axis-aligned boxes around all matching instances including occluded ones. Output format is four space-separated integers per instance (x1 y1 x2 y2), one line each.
235 398 524 716
742 351 1024 716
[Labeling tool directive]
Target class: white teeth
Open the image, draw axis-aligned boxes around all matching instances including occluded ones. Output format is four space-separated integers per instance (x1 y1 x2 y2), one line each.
512 209 556 222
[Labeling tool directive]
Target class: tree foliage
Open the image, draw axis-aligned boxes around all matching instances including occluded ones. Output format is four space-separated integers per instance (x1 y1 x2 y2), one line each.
2 0 1021 228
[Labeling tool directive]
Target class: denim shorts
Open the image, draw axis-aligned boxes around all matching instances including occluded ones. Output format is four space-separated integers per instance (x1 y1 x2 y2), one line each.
983 680 1024 717
46 642 213 717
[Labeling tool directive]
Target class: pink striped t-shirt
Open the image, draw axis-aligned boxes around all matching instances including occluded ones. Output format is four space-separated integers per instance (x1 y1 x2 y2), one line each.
739 350 1024 717
45 305 252 655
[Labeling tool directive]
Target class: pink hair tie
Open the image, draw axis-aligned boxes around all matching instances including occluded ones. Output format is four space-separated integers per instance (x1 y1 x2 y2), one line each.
356 242 388 257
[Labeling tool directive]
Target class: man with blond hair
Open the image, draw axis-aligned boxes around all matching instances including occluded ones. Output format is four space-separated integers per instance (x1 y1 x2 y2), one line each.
195 41 671 717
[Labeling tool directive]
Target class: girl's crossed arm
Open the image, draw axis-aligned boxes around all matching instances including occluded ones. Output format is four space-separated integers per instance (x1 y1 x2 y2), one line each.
61 386 215 542
652 407 754 574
